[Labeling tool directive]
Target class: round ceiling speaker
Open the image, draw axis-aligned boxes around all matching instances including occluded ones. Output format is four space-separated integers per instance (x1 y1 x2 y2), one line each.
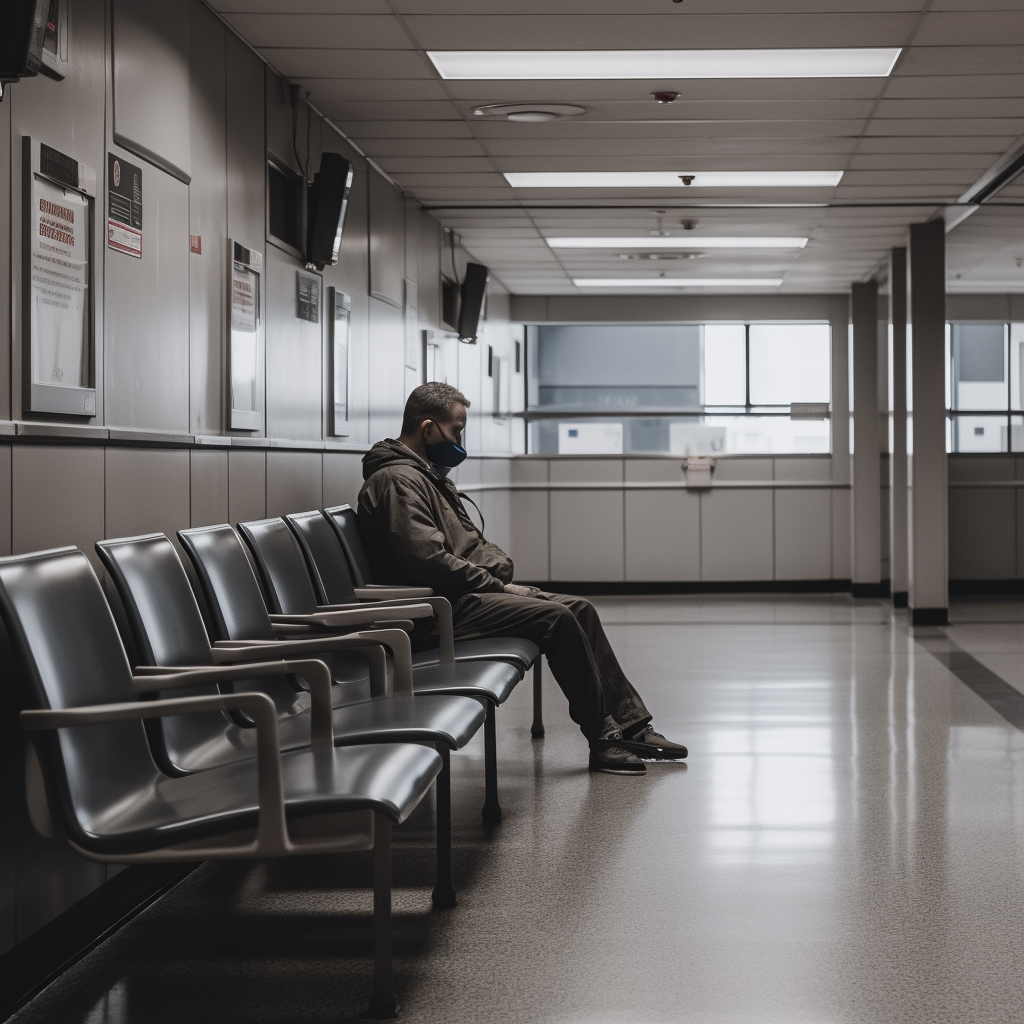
472 103 587 121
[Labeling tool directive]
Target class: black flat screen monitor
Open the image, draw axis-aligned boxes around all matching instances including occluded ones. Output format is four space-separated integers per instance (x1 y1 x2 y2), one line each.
457 263 489 343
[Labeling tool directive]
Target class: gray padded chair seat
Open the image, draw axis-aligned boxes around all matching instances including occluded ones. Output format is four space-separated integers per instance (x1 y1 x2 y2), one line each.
84 741 438 855
411 660 519 705
413 637 540 674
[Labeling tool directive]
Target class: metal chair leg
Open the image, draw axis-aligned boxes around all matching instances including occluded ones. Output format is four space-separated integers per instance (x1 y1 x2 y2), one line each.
531 660 545 739
431 746 456 909
368 815 399 1019
481 701 502 825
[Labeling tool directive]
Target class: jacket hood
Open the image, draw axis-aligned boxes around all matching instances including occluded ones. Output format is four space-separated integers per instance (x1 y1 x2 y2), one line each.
362 438 434 481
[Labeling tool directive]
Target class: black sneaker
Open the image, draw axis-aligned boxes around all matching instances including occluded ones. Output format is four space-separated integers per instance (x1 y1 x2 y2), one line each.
589 742 647 775
618 725 688 761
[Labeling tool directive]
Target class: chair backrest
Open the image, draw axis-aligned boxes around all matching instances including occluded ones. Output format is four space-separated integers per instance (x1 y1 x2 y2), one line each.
97 533 242 775
285 510 359 605
0 548 162 844
177 525 277 642
323 504 375 586
237 518 320 615
96 534 215 667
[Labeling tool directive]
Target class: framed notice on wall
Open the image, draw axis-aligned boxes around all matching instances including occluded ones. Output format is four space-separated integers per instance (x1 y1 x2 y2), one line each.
23 137 97 417
228 240 263 431
329 288 350 437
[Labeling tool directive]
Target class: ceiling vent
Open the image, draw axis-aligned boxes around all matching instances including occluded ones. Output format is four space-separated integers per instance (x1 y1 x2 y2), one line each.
472 103 586 122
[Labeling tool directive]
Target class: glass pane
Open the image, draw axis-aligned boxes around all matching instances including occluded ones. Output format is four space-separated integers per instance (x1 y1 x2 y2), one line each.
1010 324 1024 410
703 415 830 454
949 323 1006 411
948 413 1008 453
703 324 746 406
748 324 831 405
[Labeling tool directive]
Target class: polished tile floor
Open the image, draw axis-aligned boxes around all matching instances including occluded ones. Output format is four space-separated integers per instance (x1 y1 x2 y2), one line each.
14 594 1024 1024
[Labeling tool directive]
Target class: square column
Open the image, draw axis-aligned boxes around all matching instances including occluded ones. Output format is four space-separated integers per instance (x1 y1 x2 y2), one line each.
888 248 909 608
851 280 883 596
907 221 948 625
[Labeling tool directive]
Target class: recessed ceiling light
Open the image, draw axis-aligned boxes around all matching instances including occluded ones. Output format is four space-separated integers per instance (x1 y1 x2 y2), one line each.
547 236 809 248
428 48 901 81
573 278 783 288
507 172 841 188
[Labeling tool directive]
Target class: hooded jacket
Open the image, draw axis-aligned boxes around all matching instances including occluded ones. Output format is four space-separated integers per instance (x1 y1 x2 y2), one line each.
357 438 515 602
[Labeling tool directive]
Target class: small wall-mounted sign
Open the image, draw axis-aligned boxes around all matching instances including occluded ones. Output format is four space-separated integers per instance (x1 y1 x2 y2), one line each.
296 270 320 324
190 234 202 255
107 154 142 258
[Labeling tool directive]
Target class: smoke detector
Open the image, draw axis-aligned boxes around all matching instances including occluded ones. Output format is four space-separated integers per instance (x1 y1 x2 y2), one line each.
472 103 586 122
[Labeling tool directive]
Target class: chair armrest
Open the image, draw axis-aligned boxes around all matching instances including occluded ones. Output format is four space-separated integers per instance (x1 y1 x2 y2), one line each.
211 637 389 697
129 660 334 752
267 603 432 631
356 585 432 598
345 596 455 665
22 691 295 857
355 585 433 599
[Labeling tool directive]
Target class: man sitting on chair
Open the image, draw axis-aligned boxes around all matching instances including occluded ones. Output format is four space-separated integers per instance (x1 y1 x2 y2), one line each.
358 382 688 775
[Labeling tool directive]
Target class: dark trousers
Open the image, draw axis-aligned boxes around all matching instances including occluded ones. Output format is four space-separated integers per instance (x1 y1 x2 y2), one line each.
443 590 651 743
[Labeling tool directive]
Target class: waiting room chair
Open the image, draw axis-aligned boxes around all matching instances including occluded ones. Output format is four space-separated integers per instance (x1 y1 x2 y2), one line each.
0 546 441 1018
98 532 486 907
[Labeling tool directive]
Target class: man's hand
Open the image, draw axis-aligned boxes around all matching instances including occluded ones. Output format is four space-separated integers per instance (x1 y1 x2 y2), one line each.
504 583 540 598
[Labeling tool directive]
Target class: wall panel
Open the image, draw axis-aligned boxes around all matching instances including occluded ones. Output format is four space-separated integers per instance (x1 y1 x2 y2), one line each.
228 449 266 523
949 488 1016 580
510 459 549 581
191 450 230 526
103 159 190 431
775 490 833 580
188 6 227 435
105 449 190 541
266 451 323 518
368 298 406 442
112 0 191 179
624 460 699 582
265 247 323 441
0 447 10 556
549 460 623 581
368 167 405 308
701 490 774 581
11 447 105 561
323 452 365 508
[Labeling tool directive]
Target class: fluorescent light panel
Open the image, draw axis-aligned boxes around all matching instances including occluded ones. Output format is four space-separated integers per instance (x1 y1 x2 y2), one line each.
427 48 901 81
505 171 842 188
574 278 783 288
546 236 808 249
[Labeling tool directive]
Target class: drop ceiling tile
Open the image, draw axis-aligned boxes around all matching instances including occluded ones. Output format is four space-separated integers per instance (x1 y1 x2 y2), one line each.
884 74 1024 98
357 138 490 156
315 100 462 120
341 120 476 138
260 48 435 79
392 0 926 11
847 153 996 169
854 135 1016 152
469 119 869 139
400 13 919 49
373 157 498 173
896 46 1024 76
295 78 451 101
479 138 859 156
221 14 410 48
212 0 390 11
873 97 1024 118
390 172 509 187
861 117 1024 136
912 10 1024 44
841 169 986 186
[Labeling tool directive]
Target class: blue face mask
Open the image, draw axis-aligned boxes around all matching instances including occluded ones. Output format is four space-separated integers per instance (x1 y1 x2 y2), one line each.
424 423 467 474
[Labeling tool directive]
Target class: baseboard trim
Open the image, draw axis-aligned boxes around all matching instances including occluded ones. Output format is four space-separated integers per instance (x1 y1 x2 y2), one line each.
522 580 854 596
949 579 1024 595
851 581 891 598
0 863 196 1021
911 607 949 627
892 590 909 608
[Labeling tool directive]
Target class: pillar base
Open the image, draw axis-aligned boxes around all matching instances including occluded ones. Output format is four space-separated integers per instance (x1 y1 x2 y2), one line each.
851 582 890 598
892 590 909 609
911 606 948 627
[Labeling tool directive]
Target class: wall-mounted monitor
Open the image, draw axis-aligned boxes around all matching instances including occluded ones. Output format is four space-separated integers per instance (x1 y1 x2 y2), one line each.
1 0 70 97
306 153 353 271
457 262 489 344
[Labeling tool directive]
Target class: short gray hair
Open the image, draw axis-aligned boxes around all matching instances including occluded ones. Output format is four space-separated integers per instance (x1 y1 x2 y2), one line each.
401 382 470 435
